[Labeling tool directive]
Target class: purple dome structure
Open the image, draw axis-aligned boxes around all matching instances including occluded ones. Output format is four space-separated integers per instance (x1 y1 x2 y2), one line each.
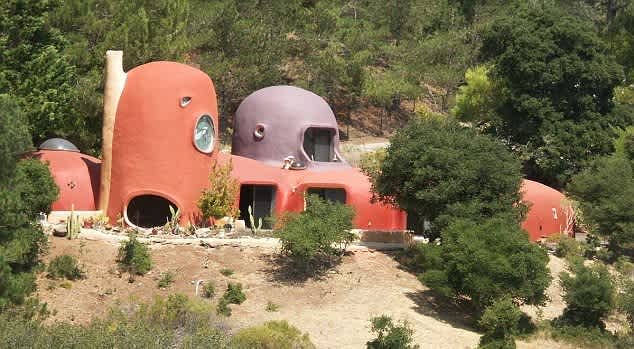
231 85 347 170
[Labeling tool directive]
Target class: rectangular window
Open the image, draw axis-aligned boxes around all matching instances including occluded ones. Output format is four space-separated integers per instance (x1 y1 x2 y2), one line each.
239 185 276 229
307 187 346 204
303 128 335 162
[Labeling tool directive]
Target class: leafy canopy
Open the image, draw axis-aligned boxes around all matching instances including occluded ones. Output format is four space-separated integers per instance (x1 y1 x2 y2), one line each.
367 116 524 236
567 127 634 258
461 3 628 188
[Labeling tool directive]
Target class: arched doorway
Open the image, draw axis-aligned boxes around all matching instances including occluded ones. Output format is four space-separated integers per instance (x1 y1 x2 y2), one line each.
126 194 177 228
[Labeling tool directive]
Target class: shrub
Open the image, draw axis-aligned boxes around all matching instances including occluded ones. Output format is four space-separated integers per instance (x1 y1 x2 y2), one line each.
47 255 84 280
232 320 315 349
366 315 419 349
197 161 239 220
265 301 279 312
220 268 234 276
217 283 246 317
0 294 231 348
559 262 614 328
478 297 521 349
202 282 215 299
117 234 152 275
420 217 551 310
617 279 634 330
13 159 59 217
157 271 175 289
275 195 355 269
554 236 584 259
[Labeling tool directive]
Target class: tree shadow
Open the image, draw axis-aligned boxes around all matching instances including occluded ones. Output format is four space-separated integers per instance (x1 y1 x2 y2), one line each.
258 251 350 285
405 289 478 331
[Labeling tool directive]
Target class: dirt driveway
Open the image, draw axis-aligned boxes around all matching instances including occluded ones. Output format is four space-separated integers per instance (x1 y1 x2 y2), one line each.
37 237 568 349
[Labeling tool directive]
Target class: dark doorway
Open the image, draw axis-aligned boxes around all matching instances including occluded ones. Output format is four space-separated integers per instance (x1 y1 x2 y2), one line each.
303 128 335 162
307 187 346 204
239 185 276 229
126 195 177 228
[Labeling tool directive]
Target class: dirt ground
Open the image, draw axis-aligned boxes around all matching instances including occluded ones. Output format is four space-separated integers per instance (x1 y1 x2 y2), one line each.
37 237 571 349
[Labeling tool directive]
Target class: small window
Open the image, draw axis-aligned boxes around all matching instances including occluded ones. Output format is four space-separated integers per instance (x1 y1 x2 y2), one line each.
307 187 346 204
239 185 276 229
303 128 336 162
194 114 215 153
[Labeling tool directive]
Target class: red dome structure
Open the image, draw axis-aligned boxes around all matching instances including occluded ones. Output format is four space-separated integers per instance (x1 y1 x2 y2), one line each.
521 179 573 241
31 147 101 211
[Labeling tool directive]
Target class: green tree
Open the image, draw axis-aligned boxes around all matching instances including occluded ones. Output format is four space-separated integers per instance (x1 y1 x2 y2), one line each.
567 127 634 258
367 116 524 236
559 262 615 328
0 95 56 311
0 0 80 148
419 217 551 310
473 3 627 187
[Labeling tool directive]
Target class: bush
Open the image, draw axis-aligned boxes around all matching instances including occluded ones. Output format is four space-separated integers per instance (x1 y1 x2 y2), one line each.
220 268 234 276
366 315 419 349
554 236 584 259
232 320 315 349
275 195 355 269
47 255 84 280
117 234 152 275
478 297 521 349
420 217 551 310
198 161 239 220
0 294 231 348
366 116 524 236
559 262 614 328
202 282 215 299
617 279 634 330
217 283 246 317
13 159 59 217
157 271 175 289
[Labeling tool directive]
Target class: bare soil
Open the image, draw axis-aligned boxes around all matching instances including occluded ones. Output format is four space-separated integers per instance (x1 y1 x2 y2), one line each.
37 237 570 349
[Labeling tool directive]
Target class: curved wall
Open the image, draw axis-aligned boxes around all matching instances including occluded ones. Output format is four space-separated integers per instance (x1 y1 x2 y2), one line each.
106 61 219 225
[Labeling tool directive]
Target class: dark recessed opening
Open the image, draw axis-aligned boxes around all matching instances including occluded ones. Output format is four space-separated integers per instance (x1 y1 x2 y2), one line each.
239 185 276 229
303 128 336 162
307 187 346 204
126 195 176 228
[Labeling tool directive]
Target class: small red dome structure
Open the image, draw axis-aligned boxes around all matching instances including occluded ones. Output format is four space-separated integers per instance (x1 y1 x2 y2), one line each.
521 179 573 241
31 139 101 211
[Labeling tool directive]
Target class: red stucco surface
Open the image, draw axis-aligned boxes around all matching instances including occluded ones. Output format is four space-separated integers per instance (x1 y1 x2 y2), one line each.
106 61 218 223
225 153 406 230
31 150 101 211
38 60 572 239
521 179 572 241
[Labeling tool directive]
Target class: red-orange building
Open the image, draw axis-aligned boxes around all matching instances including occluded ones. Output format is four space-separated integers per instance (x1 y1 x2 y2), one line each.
38 53 572 241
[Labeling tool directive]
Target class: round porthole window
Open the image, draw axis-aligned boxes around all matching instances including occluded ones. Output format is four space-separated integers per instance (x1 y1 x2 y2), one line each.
194 114 215 153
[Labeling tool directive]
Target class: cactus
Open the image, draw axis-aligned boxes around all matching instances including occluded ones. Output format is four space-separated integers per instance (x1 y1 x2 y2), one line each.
66 205 80 240
248 205 262 235
164 205 181 234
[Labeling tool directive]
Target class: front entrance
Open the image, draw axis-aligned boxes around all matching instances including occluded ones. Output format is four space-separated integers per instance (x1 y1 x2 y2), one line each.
239 185 276 229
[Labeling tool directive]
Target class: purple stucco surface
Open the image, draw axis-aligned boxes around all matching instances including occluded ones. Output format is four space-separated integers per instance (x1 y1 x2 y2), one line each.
231 85 348 170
